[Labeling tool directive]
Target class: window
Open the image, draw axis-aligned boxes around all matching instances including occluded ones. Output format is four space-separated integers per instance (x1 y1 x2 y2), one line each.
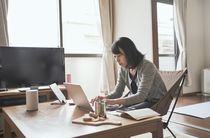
61 0 103 54
152 0 179 70
7 0 103 55
8 0 59 47
157 1 179 71
157 3 174 55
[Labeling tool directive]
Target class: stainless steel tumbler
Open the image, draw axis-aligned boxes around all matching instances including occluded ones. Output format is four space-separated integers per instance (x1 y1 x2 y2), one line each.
95 100 106 117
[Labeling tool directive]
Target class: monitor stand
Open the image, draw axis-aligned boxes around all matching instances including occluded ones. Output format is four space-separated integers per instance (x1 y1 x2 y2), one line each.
0 80 8 92
0 87 8 92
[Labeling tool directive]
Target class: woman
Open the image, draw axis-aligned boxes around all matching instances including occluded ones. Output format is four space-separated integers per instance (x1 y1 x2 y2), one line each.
93 37 166 110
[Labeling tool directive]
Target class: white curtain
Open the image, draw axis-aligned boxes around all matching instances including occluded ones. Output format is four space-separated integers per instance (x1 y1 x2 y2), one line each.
99 0 116 95
0 0 9 46
174 0 191 86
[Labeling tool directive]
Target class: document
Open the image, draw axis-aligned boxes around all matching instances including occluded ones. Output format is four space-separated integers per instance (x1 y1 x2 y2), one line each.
118 108 160 120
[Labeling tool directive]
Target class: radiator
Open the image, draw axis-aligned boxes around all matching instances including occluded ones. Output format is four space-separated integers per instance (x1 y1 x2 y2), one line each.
201 68 210 94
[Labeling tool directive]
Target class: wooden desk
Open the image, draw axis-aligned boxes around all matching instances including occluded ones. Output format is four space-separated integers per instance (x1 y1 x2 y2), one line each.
2 101 163 138
0 85 67 135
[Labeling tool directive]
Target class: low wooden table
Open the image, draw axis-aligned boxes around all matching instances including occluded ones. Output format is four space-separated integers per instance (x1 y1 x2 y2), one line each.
2 101 163 138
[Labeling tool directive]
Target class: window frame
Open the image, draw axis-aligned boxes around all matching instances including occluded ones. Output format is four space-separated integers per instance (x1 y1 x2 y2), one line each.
58 0 103 58
8 0 102 58
151 0 179 69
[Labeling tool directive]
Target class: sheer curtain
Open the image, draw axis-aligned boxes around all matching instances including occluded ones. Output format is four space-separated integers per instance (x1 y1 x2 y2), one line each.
99 0 116 95
0 0 9 46
174 0 191 86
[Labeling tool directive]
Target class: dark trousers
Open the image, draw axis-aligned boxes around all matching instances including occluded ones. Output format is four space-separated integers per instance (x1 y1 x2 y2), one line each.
129 101 155 109
120 101 156 111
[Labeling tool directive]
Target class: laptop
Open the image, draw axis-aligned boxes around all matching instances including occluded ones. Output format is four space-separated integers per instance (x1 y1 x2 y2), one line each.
64 83 94 112
49 83 67 104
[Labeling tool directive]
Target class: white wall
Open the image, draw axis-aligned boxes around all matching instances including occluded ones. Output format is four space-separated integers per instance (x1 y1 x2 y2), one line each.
204 0 210 68
183 0 205 93
114 0 153 61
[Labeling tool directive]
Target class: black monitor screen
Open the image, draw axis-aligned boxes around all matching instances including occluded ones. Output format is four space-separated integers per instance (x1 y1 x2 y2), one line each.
0 47 65 88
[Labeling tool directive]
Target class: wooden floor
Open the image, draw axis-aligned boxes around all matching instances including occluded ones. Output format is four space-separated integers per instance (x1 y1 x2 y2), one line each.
165 92 210 138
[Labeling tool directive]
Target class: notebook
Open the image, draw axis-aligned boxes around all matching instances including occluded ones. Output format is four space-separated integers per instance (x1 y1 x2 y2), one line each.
64 83 94 112
117 108 160 120
49 83 67 104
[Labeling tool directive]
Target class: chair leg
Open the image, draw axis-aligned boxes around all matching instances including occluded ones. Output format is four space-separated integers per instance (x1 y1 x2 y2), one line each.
166 126 176 138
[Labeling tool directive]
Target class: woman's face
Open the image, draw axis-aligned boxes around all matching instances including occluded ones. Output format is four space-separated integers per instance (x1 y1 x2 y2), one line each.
113 48 128 68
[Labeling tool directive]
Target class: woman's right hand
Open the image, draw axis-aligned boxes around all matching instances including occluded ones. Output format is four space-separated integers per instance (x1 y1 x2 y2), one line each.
90 96 106 106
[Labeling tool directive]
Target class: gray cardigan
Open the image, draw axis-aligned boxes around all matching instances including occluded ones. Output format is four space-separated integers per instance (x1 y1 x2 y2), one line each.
107 59 167 106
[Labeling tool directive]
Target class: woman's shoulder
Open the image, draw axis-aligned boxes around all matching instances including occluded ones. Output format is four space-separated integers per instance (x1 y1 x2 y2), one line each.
143 59 153 64
139 59 155 67
137 59 157 72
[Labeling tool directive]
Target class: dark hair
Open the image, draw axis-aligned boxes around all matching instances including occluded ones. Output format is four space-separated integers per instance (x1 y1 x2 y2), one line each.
111 37 144 69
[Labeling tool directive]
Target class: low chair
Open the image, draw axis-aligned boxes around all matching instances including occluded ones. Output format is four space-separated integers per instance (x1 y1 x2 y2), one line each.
151 68 187 138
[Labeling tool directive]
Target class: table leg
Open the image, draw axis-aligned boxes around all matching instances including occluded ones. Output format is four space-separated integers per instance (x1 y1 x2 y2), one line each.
152 121 163 138
4 119 12 138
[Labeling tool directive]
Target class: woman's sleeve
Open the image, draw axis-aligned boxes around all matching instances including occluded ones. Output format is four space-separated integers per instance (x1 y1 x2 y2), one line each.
106 67 126 99
124 62 156 106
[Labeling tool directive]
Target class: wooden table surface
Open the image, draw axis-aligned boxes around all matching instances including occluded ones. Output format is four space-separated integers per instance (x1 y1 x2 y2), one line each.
2 101 163 138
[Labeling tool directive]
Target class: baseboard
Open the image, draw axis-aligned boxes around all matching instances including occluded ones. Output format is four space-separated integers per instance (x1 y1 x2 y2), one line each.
181 92 201 97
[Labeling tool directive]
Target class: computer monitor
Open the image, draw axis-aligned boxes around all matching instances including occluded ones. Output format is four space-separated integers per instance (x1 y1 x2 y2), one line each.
0 47 65 89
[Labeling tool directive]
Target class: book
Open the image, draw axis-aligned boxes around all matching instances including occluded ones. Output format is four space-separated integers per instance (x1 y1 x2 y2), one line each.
117 108 160 120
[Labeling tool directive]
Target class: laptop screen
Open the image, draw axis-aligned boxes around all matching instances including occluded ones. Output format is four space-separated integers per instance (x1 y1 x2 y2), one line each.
64 83 94 112
50 83 66 104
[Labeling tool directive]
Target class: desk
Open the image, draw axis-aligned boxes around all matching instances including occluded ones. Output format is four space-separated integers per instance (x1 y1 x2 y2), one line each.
0 86 67 134
2 101 163 138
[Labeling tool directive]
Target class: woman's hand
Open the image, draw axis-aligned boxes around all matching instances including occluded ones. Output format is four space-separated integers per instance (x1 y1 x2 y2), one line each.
105 98 125 106
104 99 118 105
90 96 105 106
91 96 126 106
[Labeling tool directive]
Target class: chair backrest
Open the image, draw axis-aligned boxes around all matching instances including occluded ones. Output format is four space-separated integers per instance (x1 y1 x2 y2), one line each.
151 68 187 116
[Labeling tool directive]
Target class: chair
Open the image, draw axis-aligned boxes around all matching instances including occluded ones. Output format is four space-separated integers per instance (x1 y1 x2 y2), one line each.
151 68 187 138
